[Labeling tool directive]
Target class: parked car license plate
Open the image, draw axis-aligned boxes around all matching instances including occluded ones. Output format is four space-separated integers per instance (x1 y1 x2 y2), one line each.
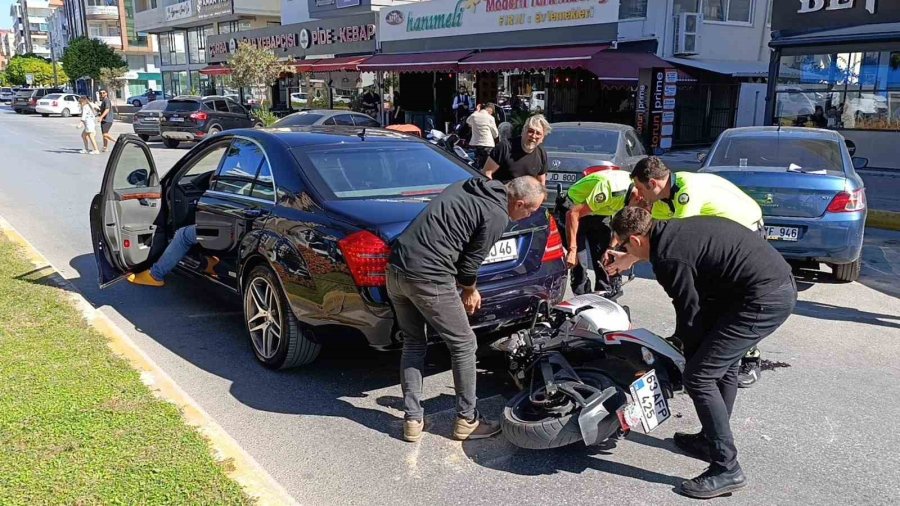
766 226 799 241
547 172 578 183
169 116 184 122
483 238 518 264
628 369 670 432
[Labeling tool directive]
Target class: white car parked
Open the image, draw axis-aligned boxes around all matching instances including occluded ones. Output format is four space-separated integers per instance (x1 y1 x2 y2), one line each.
35 93 83 117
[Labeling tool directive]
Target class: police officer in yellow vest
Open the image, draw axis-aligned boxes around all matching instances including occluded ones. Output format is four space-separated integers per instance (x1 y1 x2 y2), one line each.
628 156 766 387
561 169 643 295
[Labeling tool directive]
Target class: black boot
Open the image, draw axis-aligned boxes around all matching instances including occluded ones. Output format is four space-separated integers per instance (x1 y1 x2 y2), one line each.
673 431 711 461
679 465 748 499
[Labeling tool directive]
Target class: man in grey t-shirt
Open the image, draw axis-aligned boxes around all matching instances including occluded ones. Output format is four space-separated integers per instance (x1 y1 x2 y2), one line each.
98 89 116 152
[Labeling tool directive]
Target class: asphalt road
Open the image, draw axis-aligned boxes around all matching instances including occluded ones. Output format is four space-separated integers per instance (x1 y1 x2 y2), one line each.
1 108 899 505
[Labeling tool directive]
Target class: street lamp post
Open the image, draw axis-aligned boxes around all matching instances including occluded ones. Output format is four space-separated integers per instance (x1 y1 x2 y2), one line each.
48 29 59 87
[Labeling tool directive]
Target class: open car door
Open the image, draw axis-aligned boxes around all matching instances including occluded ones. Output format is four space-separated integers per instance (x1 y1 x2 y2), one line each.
89 134 163 288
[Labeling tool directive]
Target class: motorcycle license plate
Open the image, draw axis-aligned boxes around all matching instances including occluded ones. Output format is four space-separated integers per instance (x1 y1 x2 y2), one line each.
628 370 670 432
482 238 517 264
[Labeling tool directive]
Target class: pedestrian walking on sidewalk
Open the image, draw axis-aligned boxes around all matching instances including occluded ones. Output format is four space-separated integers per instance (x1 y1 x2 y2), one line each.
77 96 100 155
97 90 116 152
388 176 545 443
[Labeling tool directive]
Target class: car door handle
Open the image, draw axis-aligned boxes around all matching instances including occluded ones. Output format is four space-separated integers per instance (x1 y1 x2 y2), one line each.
241 209 267 218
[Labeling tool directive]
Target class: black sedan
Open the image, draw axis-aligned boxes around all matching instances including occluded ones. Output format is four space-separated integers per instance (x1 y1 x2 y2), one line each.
132 99 168 141
90 128 566 368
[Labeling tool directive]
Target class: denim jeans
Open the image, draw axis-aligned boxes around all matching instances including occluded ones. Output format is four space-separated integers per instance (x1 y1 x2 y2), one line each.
683 277 797 472
386 266 478 422
150 225 197 281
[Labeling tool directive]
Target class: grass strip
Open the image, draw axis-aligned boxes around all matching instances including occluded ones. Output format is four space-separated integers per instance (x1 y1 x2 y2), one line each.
0 236 251 505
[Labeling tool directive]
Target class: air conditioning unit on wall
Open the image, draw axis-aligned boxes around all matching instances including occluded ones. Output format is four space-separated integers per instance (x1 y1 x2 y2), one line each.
674 12 701 56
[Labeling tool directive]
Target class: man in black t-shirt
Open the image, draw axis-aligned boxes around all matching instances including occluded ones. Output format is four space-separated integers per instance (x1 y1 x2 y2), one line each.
483 113 551 184
98 89 115 152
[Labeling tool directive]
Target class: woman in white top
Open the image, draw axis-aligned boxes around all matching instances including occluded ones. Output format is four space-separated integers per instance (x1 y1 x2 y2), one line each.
77 96 100 154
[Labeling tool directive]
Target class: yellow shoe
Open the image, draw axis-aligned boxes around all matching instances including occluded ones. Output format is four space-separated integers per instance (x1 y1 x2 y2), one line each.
203 256 220 277
127 270 164 287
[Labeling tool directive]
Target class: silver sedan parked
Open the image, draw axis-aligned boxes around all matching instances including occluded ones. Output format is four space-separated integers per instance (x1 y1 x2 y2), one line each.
273 109 381 128
543 122 648 203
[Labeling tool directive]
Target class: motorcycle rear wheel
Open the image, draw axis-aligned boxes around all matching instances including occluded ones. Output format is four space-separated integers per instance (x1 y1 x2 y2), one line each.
502 370 624 450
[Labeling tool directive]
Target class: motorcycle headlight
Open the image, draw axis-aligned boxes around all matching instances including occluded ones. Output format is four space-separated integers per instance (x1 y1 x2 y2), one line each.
641 346 656 365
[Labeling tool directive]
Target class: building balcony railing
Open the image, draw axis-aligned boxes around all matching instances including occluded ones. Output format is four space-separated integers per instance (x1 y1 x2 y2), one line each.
85 5 120 19
92 35 122 47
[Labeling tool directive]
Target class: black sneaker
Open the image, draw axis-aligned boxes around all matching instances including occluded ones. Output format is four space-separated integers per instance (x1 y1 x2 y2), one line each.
673 431 711 461
738 359 761 388
679 465 748 499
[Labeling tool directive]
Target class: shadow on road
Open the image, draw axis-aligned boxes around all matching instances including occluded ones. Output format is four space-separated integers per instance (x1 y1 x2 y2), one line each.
793 299 899 330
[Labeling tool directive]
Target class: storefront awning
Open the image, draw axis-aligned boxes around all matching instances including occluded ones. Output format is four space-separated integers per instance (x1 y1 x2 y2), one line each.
770 22 900 48
357 50 474 73
458 45 609 72
590 52 695 82
295 56 369 73
198 65 231 76
663 57 769 78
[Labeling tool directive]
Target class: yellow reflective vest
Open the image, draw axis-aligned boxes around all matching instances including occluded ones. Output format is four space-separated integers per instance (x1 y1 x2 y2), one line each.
650 172 762 230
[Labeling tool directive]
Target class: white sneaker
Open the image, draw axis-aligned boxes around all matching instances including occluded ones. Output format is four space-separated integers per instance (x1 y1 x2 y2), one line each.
79 149 88 154
90 150 100 155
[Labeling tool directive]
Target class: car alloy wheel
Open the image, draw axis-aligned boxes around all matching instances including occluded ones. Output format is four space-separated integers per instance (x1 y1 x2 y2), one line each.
61 108 71 117
246 275 283 361
132 100 141 107
243 265 321 369
208 126 221 135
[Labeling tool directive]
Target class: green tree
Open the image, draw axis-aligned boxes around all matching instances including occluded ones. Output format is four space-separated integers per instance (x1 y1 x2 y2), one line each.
0 72 8 86
228 41 289 113
61 36 126 81
4 55 66 86
98 66 127 109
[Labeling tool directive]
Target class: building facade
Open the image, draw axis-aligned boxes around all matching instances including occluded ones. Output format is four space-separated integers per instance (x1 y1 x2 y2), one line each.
10 0 64 58
62 0 160 99
0 29 14 70
133 0 281 96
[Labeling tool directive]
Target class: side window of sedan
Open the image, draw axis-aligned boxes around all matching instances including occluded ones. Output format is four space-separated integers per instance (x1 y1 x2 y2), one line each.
251 159 275 201
183 142 230 178
333 114 355 126
627 132 646 156
322 117 337 125
213 139 265 197
352 115 380 127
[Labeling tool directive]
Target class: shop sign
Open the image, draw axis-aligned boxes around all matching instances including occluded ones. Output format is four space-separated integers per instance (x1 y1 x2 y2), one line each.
196 0 232 20
165 0 193 22
206 14 377 62
773 0 900 33
638 68 677 155
380 0 619 42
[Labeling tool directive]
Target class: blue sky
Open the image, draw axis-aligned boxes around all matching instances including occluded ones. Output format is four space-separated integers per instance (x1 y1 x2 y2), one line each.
1 0 14 31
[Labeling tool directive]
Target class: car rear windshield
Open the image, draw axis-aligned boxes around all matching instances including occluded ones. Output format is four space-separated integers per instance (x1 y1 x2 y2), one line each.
1 88 11 93
275 113 324 127
708 136 845 175
141 100 167 111
164 100 201 112
542 128 619 154
43 94 62 100
15 89 34 96
296 144 474 200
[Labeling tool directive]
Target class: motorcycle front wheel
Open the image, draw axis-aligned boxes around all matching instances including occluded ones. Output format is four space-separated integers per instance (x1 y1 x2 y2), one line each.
502 370 624 450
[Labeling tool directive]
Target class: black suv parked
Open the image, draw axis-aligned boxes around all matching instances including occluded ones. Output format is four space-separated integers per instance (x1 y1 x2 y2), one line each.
159 96 262 148
12 87 64 114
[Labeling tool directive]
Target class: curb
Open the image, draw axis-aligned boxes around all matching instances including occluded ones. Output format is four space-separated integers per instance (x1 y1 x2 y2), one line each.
0 216 299 506
867 210 900 231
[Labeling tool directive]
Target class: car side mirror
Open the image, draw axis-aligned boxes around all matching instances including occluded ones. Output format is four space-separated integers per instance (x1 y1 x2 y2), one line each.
127 169 149 186
852 157 868 170
697 152 707 163
845 139 857 157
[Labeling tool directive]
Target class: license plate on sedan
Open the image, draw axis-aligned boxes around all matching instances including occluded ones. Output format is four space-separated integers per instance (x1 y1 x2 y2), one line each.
626 369 670 433
766 226 799 241
483 238 518 264
547 172 578 183
169 116 184 122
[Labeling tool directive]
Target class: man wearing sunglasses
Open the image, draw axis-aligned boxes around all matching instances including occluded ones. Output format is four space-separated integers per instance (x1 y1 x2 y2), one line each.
483 114 551 184
610 207 795 499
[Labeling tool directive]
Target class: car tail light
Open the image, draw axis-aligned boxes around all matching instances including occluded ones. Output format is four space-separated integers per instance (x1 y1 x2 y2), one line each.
29 98 36 106
52 100 58 106
583 164 622 176
826 188 866 213
339 231 391 287
190 111 208 121
542 216 565 263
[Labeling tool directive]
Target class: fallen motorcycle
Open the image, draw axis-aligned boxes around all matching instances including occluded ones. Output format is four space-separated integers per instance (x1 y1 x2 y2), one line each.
497 294 686 449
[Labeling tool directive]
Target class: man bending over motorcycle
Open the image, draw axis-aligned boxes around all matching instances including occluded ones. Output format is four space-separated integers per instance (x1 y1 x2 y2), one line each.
610 207 796 499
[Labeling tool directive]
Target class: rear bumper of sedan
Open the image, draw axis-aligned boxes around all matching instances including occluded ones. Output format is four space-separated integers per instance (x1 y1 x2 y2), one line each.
322 261 568 350
133 123 162 136
35 106 59 114
764 211 866 265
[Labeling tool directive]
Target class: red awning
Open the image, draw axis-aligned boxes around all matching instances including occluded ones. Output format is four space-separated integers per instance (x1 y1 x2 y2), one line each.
357 50 474 73
587 51 696 82
199 64 231 76
458 45 608 72
294 56 368 73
